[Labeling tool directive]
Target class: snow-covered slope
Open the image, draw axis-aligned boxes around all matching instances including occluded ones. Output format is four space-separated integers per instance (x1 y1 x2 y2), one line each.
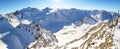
54 23 96 46
0 40 7 49
17 23 58 49
113 16 120 49
0 7 119 49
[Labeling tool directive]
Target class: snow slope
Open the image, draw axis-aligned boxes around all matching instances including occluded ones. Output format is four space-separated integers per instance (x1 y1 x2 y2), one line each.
54 23 96 46
0 40 7 49
113 17 120 49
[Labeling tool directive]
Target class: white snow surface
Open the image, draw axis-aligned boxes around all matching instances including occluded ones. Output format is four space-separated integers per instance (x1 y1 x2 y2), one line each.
113 19 120 49
0 40 8 49
54 23 95 46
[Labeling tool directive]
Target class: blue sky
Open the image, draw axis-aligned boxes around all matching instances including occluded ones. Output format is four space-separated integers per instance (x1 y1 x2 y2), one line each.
0 0 120 14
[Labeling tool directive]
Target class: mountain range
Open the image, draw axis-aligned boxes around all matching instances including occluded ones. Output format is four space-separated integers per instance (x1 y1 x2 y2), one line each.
0 7 120 49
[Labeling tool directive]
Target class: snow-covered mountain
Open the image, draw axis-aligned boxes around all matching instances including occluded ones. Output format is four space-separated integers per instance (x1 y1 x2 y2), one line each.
0 7 120 49
7 7 117 33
